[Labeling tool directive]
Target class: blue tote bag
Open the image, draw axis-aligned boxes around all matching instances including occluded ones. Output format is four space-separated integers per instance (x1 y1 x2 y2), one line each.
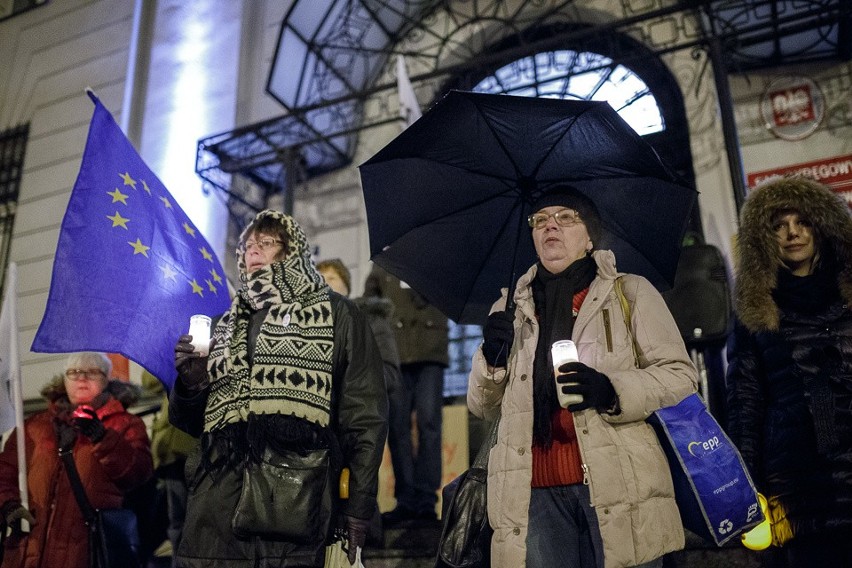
649 393 764 545
612 278 762 546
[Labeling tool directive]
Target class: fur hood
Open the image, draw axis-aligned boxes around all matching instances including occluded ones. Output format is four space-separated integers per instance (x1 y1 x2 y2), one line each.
735 176 852 332
40 376 143 409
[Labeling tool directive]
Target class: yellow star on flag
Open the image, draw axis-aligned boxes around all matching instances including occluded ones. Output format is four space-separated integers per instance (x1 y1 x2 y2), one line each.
200 247 213 262
189 279 204 297
183 222 196 237
206 279 217 293
107 188 129 205
141 179 152 195
107 211 130 229
128 238 150 257
120 172 136 189
210 268 223 284
159 196 172 209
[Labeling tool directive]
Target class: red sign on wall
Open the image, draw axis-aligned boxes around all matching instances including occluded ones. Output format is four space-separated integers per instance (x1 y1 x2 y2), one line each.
747 154 852 207
768 83 815 127
760 76 825 140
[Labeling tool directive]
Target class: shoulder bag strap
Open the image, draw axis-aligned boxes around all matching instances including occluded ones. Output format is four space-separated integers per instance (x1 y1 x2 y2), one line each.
613 276 639 367
59 448 98 525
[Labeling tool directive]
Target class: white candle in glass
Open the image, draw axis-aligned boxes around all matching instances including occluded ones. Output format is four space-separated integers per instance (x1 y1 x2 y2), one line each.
188 315 212 356
552 340 583 407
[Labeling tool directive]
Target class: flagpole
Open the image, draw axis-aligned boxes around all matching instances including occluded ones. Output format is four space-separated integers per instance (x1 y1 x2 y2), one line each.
6 263 29 530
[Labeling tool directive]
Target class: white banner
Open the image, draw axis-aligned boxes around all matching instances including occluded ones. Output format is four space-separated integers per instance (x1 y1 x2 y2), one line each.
396 55 422 129
0 262 19 434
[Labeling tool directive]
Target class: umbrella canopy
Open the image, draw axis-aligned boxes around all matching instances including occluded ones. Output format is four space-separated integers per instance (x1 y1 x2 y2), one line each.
359 90 697 325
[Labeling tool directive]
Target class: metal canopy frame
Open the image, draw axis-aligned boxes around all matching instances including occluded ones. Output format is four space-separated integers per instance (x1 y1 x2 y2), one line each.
196 0 849 229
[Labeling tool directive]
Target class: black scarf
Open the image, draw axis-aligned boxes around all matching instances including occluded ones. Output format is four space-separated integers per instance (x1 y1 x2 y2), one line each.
531 255 597 447
772 251 840 315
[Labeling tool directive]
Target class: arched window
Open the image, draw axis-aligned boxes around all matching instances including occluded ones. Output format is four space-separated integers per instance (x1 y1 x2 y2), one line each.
472 50 664 136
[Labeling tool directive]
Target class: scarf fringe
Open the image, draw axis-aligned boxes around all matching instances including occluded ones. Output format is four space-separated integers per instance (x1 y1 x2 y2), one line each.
201 415 335 472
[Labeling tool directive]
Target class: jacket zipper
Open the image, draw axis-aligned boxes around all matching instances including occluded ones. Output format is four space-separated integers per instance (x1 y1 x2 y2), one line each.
602 309 613 352
582 463 589 485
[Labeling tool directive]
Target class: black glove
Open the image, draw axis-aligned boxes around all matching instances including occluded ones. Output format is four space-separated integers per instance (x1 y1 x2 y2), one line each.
556 362 617 412
482 310 515 368
1 500 35 529
175 334 212 391
72 406 106 443
345 514 370 564
55 420 78 450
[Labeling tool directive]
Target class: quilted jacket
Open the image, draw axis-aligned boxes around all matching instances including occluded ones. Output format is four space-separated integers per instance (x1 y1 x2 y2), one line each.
468 250 697 568
0 379 153 568
726 176 852 542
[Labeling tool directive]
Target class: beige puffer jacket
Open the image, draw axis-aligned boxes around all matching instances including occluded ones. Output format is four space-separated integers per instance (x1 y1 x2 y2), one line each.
467 251 698 568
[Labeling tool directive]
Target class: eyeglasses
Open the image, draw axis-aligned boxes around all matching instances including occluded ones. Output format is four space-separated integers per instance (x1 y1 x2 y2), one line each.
65 369 105 380
239 237 283 253
528 209 584 229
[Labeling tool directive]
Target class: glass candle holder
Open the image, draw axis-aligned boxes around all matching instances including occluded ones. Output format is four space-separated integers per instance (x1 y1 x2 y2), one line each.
188 314 212 356
552 339 582 407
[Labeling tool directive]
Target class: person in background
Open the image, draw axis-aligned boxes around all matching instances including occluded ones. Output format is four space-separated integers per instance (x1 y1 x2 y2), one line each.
726 175 852 567
143 371 197 567
317 258 401 545
170 210 387 567
364 265 448 524
470 186 697 568
0 352 153 568
317 259 402 396
316 259 351 299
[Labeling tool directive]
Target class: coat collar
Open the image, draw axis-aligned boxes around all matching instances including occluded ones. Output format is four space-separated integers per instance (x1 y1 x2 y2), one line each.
512 250 620 327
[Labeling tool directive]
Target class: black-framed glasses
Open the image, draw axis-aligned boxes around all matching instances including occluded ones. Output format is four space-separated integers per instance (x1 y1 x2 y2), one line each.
65 368 105 380
528 209 584 229
239 237 283 253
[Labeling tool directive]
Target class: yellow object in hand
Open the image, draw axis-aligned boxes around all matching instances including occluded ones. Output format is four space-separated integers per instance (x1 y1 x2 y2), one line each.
339 467 350 499
741 493 771 551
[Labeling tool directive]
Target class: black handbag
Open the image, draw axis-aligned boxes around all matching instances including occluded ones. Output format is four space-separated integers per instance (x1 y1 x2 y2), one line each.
436 415 499 568
93 509 141 568
231 447 333 544
59 448 141 568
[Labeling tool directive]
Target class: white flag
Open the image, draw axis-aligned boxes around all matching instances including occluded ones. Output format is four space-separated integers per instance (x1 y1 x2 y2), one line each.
0 262 20 433
397 55 422 129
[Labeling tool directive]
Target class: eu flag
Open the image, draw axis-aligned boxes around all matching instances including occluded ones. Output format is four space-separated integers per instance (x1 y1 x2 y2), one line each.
31 92 231 389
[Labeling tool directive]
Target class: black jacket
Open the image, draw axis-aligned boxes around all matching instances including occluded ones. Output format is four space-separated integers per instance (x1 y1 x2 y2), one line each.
363 265 449 366
169 293 387 566
726 176 852 540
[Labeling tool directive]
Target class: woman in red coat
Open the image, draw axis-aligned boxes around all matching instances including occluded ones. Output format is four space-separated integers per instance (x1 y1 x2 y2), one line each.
0 352 153 568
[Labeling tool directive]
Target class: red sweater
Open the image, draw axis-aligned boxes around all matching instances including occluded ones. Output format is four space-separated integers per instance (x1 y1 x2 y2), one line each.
531 287 589 487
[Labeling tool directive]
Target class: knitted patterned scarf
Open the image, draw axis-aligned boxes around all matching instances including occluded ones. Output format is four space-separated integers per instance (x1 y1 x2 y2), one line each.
204 211 333 433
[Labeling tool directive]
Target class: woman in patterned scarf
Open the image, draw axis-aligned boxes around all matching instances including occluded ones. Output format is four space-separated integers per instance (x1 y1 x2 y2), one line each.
169 210 388 568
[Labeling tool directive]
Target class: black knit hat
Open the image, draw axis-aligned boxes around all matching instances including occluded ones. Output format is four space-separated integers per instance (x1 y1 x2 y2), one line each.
531 185 602 244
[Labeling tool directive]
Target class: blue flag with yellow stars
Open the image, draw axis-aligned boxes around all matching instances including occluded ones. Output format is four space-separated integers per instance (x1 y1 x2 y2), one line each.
31 92 231 389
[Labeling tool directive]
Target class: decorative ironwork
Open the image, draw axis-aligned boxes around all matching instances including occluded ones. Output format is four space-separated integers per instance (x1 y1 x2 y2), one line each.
196 0 849 230
0 0 48 23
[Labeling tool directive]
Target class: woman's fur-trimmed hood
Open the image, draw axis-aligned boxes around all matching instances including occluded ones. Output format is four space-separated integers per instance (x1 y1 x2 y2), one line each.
41 376 143 409
735 175 852 332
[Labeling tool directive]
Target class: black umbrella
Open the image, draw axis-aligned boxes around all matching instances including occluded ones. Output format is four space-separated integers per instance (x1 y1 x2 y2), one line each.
359 90 697 325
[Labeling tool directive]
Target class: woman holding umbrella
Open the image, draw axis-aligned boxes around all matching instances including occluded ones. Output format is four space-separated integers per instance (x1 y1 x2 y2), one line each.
468 186 697 568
